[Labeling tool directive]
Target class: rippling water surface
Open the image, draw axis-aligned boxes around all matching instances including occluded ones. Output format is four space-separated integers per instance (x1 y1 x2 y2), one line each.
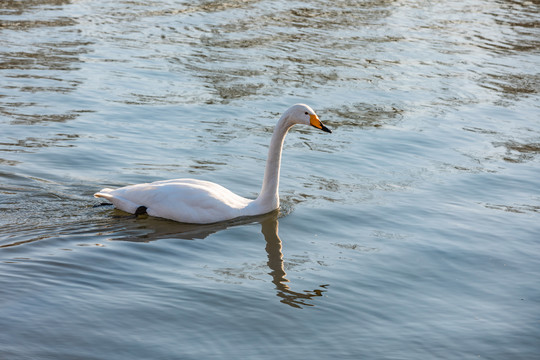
1 0 539 359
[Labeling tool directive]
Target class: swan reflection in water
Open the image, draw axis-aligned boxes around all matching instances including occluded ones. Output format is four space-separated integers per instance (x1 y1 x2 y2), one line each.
260 212 329 308
107 209 328 308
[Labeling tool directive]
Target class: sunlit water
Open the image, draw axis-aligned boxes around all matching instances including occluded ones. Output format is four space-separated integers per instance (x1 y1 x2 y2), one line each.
1 0 539 359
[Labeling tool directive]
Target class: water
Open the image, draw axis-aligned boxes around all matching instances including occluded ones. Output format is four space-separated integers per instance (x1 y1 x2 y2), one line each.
1 0 539 358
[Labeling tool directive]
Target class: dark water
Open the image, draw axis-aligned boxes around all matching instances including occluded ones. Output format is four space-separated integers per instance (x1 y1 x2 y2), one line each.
1 0 539 359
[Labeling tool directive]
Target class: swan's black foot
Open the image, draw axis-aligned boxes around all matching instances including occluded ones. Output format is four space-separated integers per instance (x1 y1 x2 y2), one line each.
135 206 148 216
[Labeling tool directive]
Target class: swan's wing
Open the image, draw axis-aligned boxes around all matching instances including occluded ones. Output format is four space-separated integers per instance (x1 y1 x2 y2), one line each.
95 179 252 224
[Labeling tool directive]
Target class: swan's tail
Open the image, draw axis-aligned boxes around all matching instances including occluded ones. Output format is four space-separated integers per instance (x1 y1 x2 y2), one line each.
94 189 140 214
94 188 113 197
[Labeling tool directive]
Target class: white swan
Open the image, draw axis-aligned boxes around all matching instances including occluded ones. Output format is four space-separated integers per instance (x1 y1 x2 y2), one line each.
94 104 331 224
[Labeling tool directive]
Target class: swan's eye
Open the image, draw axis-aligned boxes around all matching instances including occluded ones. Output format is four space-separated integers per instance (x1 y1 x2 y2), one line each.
305 112 309 115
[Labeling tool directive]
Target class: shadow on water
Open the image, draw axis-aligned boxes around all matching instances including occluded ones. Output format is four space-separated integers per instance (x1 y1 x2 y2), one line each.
260 213 329 309
109 209 329 309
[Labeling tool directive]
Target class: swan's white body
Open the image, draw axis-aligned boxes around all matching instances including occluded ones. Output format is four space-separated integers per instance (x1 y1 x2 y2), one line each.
95 104 331 224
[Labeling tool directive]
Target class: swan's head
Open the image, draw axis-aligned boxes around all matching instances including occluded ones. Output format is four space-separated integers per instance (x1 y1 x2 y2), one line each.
285 104 332 133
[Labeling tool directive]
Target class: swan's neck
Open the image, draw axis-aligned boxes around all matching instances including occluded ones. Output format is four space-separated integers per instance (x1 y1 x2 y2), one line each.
253 116 292 212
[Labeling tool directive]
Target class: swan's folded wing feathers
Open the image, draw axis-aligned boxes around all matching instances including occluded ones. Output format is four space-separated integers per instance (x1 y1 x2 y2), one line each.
96 179 252 224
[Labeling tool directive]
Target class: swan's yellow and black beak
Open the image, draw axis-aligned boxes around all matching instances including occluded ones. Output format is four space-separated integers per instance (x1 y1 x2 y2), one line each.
310 114 332 133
